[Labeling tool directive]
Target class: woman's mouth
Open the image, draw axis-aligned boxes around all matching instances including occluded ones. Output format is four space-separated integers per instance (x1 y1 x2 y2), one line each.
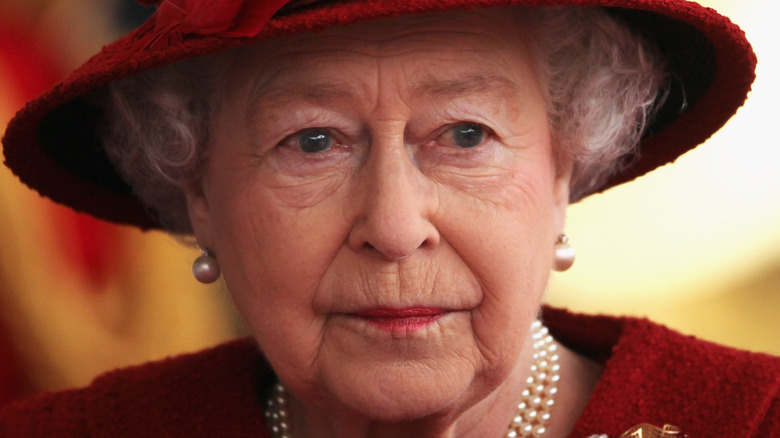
354 307 447 332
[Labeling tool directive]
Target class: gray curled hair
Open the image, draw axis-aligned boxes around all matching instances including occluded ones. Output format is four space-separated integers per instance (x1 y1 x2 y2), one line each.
526 7 667 200
100 6 667 233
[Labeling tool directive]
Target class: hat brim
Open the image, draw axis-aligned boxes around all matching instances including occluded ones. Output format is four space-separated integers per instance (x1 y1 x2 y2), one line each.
1 0 756 231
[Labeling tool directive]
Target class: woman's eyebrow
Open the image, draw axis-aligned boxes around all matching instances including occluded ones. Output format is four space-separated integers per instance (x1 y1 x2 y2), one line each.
246 79 360 122
244 74 520 123
410 75 521 100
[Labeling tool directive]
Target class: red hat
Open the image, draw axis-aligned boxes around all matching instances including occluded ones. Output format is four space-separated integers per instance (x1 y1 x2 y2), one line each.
1 0 756 230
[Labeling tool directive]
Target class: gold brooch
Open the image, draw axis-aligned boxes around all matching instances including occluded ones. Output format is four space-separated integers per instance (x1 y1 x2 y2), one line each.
620 423 686 438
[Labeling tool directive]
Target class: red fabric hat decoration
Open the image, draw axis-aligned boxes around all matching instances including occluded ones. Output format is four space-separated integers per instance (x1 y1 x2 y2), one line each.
1 0 757 230
144 0 293 48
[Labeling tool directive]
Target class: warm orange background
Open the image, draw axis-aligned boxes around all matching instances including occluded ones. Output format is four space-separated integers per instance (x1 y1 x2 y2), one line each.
0 0 241 400
546 0 780 356
0 0 777 402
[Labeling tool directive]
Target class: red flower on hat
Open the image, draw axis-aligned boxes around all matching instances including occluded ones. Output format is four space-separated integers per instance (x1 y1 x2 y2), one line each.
146 0 292 48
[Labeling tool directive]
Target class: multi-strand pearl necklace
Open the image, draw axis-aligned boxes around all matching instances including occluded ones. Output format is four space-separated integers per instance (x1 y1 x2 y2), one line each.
265 319 560 438
506 320 560 437
265 381 291 438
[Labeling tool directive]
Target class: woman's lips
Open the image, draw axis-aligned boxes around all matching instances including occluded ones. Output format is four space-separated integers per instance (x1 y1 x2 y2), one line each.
353 307 447 332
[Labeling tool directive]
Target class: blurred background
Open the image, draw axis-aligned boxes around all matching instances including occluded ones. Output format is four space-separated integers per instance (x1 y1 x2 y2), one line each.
546 0 780 355
0 0 240 404
0 0 777 407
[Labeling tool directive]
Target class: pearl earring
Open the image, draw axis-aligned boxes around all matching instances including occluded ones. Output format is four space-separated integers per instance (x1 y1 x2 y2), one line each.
192 248 221 284
553 234 575 272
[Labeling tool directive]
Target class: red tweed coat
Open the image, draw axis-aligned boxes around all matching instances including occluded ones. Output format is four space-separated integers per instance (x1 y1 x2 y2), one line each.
1 308 778 437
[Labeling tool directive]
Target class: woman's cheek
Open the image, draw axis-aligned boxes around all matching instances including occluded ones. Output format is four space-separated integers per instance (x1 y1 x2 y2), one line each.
260 148 357 209
416 140 536 199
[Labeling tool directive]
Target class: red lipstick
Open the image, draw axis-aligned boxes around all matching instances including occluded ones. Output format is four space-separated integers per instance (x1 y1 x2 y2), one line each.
355 307 446 332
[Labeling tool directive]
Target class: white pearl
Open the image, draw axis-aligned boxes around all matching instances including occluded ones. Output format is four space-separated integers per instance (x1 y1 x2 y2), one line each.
553 241 576 271
192 254 220 284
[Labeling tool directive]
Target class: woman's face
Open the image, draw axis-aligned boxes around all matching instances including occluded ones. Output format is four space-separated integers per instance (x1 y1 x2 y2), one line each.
186 8 571 423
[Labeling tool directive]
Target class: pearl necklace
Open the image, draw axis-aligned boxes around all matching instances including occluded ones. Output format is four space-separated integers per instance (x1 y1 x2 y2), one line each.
265 319 559 438
506 320 560 437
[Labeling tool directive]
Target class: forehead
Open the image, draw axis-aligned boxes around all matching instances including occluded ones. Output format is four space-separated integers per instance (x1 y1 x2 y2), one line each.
223 7 540 101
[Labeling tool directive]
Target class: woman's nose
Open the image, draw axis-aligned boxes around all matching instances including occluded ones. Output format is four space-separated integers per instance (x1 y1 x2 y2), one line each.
347 141 440 261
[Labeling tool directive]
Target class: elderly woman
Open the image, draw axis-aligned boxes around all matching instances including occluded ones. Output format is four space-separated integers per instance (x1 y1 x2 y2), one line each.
1 0 778 436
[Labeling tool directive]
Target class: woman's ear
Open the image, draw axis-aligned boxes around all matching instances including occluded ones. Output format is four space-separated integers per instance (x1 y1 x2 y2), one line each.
183 181 213 248
552 155 574 229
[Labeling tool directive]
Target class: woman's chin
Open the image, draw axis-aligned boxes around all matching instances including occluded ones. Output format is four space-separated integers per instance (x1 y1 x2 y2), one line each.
278 311 514 422
314 359 480 422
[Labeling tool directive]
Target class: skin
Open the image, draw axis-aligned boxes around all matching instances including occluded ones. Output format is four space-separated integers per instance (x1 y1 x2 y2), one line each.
185 8 598 438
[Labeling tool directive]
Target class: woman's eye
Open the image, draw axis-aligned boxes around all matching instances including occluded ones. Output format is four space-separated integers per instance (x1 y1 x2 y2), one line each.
296 128 333 153
447 123 487 148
